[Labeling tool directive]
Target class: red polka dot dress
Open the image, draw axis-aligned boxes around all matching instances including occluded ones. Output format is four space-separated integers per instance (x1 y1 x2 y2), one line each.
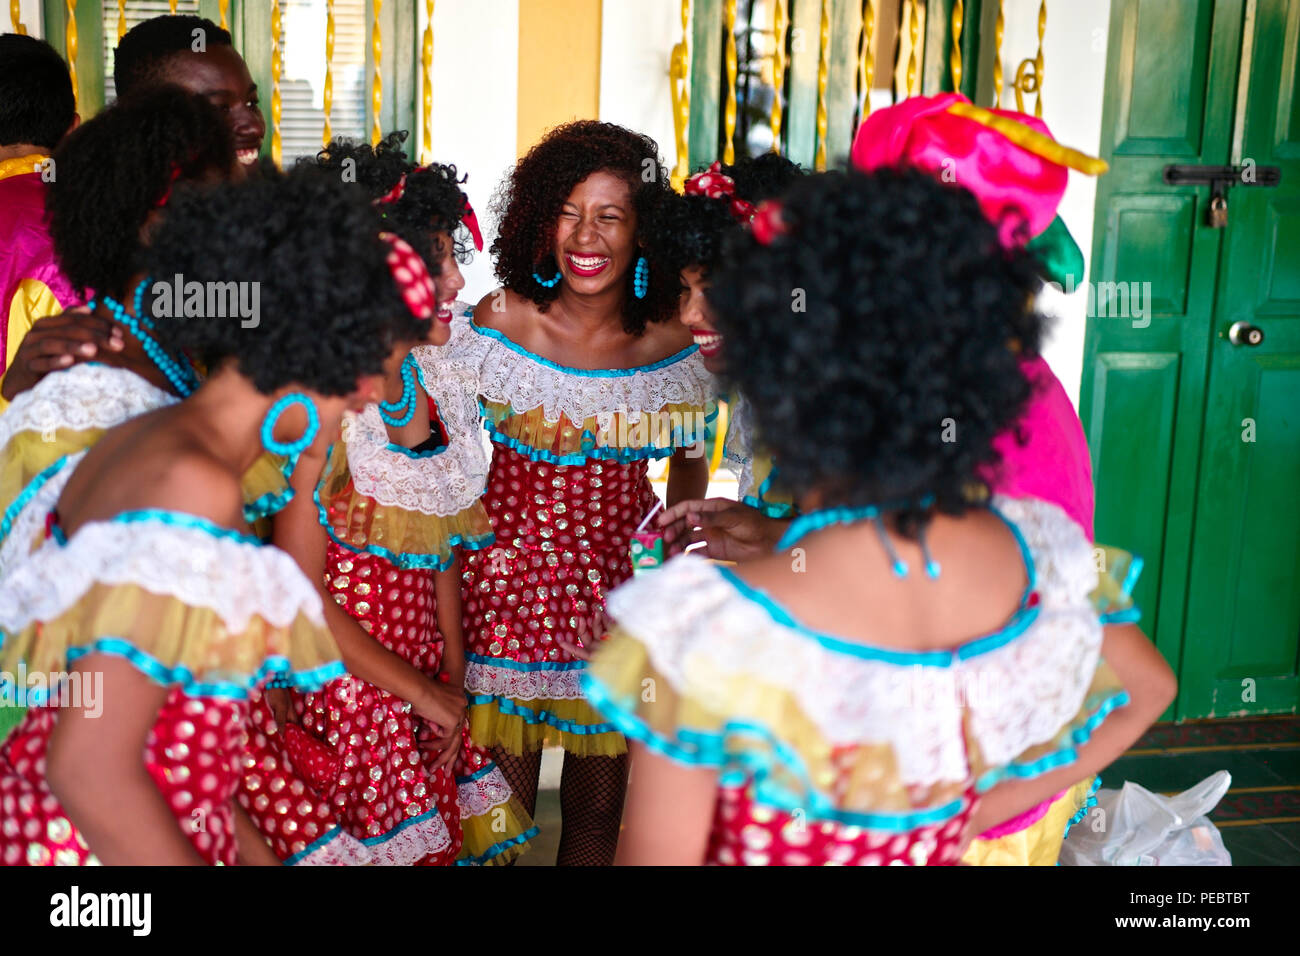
0 511 344 866
427 312 715 757
583 499 1134 865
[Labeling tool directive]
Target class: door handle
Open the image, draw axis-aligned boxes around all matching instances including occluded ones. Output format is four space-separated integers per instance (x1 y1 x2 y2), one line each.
1228 321 1265 347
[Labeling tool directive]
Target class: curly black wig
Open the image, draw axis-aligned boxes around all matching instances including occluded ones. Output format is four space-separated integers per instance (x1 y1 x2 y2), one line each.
652 154 808 276
490 120 676 335
719 152 805 203
708 167 1047 533
113 15 232 100
0 34 75 150
142 165 426 396
309 130 472 266
46 86 235 299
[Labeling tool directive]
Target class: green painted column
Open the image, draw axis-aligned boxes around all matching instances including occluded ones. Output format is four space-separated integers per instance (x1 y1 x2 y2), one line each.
688 0 722 171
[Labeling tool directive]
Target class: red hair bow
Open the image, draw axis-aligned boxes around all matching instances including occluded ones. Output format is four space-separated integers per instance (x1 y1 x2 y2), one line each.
380 232 437 322
748 200 788 246
375 173 408 206
684 161 756 223
462 197 484 252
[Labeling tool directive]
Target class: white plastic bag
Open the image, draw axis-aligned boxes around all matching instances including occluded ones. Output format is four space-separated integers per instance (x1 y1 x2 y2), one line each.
1059 770 1232 866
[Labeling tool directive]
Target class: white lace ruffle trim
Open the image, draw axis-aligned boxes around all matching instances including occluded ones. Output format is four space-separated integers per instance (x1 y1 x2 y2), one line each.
722 392 759 501
456 765 516 818
361 808 453 866
0 451 81 578
0 519 326 635
430 310 716 426
604 496 1107 789
465 658 588 702
290 826 374 866
0 363 176 449
342 358 489 516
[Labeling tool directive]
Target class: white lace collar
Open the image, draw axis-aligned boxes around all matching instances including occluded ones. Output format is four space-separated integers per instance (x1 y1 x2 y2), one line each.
0 363 176 449
0 514 325 635
435 309 716 424
604 495 1105 788
722 392 758 498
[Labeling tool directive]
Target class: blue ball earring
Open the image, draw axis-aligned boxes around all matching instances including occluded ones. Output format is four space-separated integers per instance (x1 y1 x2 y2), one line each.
533 267 562 288
633 255 649 299
261 393 321 459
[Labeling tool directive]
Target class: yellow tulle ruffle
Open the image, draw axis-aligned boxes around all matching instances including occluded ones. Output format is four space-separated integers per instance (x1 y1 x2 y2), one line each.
0 583 341 698
961 775 1098 866
0 428 100 516
317 443 493 568
467 694 628 758
457 794 538 866
586 629 1126 816
481 400 712 459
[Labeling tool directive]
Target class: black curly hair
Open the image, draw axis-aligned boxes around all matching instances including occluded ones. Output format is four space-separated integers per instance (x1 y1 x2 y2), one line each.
141 165 427 396
708 167 1046 534
113 15 233 100
46 86 235 300
719 152 805 203
0 34 75 150
309 130 472 266
652 153 807 276
490 120 676 335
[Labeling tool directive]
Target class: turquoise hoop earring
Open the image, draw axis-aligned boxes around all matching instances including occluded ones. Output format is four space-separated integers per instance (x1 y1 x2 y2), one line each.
633 256 649 299
533 268 562 288
261 393 320 459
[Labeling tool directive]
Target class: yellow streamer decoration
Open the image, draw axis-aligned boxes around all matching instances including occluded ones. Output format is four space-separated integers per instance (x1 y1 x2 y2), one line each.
723 0 738 165
858 0 875 119
10 1 28 35
946 101 1108 175
668 0 691 191
117 0 127 42
271 1 283 165
906 0 919 97
421 0 434 162
1013 0 1047 116
219 0 229 30
323 0 335 147
769 0 787 153
65 0 78 114
950 0 963 91
993 0 1005 107
371 0 383 146
813 0 830 169
169 0 177 12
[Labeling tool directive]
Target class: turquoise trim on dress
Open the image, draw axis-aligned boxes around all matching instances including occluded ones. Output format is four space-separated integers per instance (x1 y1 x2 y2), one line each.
454 762 498 784
740 493 795 520
110 509 264 546
358 804 444 848
466 693 620 736
465 652 587 673
583 674 969 833
0 452 70 547
18 637 346 702
714 564 1041 666
1062 775 1102 840
311 484 494 571
468 319 700 377
483 417 707 465
454 825 540 866
283 825 348 866
242 455 296 525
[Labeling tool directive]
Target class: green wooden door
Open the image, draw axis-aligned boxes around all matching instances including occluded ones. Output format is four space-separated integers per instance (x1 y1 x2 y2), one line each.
1180 0 1300 717
1084 0 1299 719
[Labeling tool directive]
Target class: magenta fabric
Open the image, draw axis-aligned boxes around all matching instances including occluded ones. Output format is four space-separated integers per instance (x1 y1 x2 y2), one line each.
850 93 1067 247
987 357 1095 540
0 171 80 374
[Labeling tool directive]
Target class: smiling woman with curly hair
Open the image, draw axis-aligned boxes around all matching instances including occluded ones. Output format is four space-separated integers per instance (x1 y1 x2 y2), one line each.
425 120 714 865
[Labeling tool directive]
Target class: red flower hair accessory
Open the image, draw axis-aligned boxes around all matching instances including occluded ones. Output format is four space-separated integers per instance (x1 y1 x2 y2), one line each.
462 197 485 252
748 199 788 246
380 232 436 322
684 161 756 223
375 173 408 206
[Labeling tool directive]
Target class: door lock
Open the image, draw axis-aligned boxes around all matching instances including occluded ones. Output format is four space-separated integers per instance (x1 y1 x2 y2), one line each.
1228 321 1265 347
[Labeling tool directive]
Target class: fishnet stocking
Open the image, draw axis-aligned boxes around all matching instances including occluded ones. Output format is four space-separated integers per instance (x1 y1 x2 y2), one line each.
557 752 629 866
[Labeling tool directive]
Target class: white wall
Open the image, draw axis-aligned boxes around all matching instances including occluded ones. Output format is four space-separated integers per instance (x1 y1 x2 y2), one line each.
598 0 681 172
1001 0 1112 408
421 0 519 307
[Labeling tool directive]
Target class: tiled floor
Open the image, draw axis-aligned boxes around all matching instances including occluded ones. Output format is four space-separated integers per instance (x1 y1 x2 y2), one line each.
517 717 1300 866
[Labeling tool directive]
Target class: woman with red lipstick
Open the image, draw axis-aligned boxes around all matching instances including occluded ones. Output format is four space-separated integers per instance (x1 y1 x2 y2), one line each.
238 134 537 865
432 121 713 865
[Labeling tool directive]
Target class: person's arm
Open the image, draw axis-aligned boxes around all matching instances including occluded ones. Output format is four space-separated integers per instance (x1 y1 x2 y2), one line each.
615 743 718 865
435 557 465 689
46 656 206 865
270 445 465 732
657 497 791 562
665 442 709 508
1 309 125 402
966 622 1176 835
233 802 283 865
